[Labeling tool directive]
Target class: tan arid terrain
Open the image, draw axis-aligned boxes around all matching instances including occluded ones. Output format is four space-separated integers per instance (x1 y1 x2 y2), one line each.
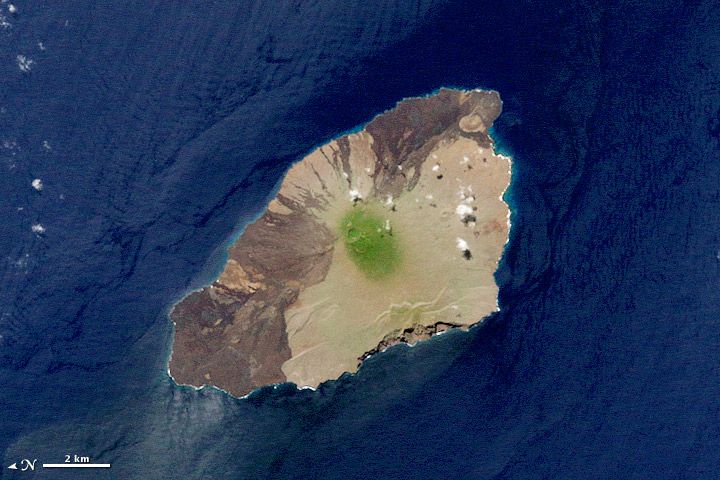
169 88 511 397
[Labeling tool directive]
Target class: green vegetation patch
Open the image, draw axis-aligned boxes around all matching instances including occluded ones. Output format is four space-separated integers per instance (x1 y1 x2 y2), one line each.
340 207 401 279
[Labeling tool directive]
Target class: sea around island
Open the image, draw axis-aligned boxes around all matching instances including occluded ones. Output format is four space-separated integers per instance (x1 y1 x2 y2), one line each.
2 2 712 478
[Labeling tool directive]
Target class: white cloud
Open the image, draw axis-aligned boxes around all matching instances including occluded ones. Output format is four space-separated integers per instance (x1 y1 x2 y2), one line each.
16 54 33 72
455 204 473 217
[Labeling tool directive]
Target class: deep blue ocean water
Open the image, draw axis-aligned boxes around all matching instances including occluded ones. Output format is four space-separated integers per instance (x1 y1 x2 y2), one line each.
1 1 719 478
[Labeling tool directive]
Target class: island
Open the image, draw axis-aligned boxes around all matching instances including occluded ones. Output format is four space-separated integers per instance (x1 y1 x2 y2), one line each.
169 88 511 397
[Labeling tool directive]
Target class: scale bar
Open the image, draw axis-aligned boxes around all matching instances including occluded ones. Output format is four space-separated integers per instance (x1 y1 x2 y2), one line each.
43 464 111 468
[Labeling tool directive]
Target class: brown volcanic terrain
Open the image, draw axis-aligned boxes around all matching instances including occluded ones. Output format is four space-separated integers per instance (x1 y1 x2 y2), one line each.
169 88 511 397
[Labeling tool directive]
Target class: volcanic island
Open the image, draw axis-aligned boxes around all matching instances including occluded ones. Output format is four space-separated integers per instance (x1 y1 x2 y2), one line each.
169 88 512 397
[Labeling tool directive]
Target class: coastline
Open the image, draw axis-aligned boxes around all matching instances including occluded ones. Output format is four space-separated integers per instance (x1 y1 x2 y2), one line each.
164 87 514 401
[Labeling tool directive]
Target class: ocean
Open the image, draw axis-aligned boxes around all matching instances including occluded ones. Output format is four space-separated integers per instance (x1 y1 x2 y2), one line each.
1 1 719 478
